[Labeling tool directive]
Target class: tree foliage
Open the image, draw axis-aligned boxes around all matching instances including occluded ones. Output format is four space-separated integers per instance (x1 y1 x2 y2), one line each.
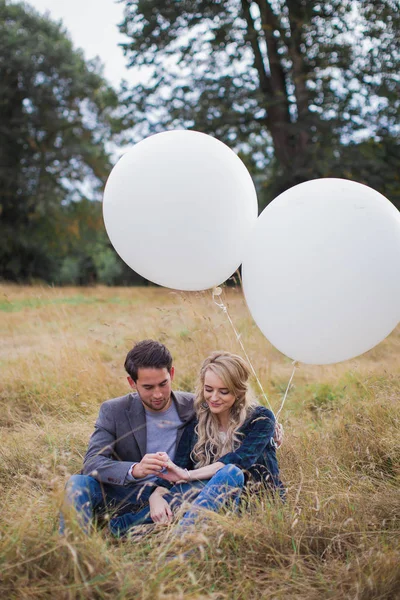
119 0 400 207
0 1 124 281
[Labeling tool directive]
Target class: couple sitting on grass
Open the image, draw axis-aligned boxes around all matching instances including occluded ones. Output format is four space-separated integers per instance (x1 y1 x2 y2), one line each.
61 340 284 536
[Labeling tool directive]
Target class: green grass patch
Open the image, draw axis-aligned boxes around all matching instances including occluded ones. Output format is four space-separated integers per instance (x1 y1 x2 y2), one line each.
0 295 139 312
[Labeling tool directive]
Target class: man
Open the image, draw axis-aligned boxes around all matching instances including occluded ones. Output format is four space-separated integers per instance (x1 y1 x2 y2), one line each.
60 339 195 533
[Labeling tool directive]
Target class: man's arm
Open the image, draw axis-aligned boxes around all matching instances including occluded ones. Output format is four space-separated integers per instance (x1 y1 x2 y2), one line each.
82 403 167 485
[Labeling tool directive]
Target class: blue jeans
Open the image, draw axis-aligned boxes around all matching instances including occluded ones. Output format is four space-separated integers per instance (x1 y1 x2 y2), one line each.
60 474 154 534
109 464 245 536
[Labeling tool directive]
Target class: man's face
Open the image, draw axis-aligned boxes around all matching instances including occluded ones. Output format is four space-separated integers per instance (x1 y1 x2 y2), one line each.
128 367 174 412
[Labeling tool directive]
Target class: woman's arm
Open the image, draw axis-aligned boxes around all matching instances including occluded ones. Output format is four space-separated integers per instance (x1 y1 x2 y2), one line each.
158 460 225 483
218 407 275 470
159 407 275 482
187 461 225 480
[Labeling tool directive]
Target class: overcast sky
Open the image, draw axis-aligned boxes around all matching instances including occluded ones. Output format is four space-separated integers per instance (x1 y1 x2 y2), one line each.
21 0 135 87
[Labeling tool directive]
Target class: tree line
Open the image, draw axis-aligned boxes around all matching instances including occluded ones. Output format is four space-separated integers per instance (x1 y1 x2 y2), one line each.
1 0 399 285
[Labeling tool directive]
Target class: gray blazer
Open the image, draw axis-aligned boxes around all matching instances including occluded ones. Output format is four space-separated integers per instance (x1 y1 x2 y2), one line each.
82 391 195 486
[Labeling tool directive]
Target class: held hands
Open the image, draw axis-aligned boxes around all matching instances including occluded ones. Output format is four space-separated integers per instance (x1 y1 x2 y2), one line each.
131 452 169 478
130 452 190 482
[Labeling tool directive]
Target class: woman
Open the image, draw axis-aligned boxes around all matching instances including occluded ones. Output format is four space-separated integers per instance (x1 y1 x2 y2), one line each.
110 351 283 536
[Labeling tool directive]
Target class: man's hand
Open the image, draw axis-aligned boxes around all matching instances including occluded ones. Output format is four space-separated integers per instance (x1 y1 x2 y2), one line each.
149 493 173 524
273 422 284 449
131 452 169 478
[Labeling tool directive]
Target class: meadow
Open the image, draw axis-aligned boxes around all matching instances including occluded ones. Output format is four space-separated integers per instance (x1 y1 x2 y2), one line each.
0 283 399 600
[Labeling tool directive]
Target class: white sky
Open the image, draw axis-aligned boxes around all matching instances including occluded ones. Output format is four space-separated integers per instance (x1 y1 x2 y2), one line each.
19 0 135 87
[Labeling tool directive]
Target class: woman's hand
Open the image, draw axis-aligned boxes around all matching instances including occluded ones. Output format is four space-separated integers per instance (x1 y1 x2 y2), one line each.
158 460 190 483
149 493 173 524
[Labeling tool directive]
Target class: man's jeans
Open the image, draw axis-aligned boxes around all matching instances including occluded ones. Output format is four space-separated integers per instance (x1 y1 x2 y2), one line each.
60 474 154 534
109 464 245 536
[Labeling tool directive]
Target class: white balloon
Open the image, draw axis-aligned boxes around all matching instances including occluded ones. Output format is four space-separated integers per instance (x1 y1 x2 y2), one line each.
242 178 400 364
103 130 258 290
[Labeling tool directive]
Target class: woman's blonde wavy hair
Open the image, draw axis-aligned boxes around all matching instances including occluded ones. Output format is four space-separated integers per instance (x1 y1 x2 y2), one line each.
191 351 258 467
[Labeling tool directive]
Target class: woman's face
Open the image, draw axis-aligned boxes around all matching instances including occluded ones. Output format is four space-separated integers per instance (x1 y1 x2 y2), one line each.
203 369 236 421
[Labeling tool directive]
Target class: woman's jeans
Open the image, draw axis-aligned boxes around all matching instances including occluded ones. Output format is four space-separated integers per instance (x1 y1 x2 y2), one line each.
109 464 245 536
59 474 154 535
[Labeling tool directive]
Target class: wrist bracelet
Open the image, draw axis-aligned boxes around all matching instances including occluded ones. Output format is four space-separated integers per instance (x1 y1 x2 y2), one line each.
184 468 191 481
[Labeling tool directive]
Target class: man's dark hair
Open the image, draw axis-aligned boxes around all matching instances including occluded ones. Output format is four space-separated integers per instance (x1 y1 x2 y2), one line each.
124 339 173 381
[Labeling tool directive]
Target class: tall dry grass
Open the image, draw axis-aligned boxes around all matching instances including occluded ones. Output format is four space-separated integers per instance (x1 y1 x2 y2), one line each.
0 283 399 599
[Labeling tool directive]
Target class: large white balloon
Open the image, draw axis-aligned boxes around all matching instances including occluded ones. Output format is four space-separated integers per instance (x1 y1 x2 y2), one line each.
103 130 258 290
242 178 400 364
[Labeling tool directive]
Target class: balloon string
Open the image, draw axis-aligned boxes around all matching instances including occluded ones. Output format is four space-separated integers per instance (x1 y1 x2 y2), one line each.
212 289 274 413
276 360 298 421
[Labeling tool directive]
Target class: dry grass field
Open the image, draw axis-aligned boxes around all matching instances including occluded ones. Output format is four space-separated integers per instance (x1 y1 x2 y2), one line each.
0 283 399 599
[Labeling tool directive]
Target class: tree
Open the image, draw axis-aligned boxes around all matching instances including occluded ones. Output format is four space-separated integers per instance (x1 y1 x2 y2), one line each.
0 1 122 280
53 198 149 286
119 0 400 207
